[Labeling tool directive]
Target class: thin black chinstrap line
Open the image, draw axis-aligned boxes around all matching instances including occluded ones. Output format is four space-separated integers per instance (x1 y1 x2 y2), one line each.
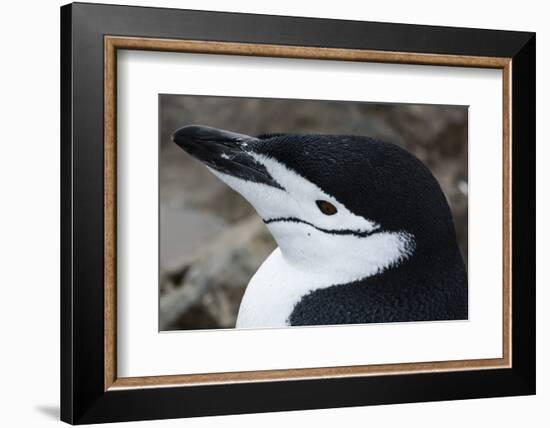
263 217 380 237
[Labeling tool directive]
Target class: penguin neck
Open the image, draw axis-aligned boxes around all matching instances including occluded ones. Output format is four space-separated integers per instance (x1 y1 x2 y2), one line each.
237 229 463 329
238 236 412 328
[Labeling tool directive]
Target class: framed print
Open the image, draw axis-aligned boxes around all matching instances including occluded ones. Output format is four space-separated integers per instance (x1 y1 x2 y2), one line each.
60 2 535 424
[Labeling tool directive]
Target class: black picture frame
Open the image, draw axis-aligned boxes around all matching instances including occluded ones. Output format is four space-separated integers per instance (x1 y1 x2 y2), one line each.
61 2 535 424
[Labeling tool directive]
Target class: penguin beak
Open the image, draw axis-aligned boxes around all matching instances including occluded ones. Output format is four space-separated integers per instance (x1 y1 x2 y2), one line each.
172 125 283 189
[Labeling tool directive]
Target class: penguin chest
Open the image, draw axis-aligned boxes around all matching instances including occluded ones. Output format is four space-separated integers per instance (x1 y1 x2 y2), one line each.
235 249 320 329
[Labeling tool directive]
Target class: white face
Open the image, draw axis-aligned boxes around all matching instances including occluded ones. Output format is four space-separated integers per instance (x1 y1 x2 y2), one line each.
209 153 415 282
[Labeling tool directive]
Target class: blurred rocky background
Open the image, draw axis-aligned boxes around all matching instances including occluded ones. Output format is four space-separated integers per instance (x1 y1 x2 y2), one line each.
159 95 468 331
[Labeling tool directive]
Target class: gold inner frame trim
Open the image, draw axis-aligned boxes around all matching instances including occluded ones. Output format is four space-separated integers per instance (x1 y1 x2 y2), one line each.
104 35 512 391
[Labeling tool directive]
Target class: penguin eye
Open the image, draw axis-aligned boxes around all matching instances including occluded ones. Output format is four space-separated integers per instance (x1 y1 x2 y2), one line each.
316 200 337 216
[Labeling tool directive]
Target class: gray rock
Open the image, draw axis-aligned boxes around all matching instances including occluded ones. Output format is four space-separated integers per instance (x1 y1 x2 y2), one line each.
160 216 276 330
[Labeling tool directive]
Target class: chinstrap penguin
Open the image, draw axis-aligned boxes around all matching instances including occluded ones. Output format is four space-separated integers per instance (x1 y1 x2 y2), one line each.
172 125 468 328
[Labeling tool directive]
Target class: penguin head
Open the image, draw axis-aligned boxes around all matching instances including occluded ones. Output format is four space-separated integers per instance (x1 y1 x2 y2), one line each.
173 125 458 279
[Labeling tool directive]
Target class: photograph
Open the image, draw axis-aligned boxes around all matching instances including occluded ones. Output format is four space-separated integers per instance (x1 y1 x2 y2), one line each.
55 2 536 424
159 95 469 331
